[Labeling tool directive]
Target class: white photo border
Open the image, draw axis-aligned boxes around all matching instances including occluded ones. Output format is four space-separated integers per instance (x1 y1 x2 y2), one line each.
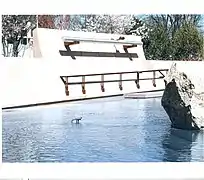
0 0 204 179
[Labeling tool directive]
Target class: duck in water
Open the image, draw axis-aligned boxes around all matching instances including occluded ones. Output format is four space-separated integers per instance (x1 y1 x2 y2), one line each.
71 117 82 124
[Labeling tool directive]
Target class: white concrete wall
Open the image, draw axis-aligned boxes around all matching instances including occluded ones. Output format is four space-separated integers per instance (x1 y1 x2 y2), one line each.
33 28 146 60
1 59 204 108
1 28 204 108
0 28 158 108
0 59 165 108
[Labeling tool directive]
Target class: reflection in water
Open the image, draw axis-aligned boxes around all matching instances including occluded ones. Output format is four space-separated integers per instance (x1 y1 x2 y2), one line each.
71 123 83 128
162 128 204 162
2 97 204 162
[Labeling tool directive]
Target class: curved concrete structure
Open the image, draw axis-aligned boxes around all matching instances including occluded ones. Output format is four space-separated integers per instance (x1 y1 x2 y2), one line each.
33 28 146 60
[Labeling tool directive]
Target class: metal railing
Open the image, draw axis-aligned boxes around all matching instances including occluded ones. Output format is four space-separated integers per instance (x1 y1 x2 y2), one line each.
60 69 168 96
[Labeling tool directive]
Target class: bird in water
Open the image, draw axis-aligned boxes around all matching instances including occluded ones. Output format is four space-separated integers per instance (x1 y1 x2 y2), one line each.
71 117 82 124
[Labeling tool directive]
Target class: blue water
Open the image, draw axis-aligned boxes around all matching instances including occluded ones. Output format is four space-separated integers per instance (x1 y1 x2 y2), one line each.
2 97 204 162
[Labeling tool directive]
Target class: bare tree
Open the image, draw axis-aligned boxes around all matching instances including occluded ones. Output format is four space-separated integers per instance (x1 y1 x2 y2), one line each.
68 14 134 34
68 15 86 31
54 15 70 30
38 15 70 30
147 14 202 37
2 15 37 57
38 15 56 29
144 14 203 60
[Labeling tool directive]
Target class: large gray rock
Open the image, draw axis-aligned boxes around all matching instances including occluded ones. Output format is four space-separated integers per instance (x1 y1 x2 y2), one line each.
161 63 204 130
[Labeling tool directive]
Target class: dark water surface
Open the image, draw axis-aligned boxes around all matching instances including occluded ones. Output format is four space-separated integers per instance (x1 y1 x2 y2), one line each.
2 97 204 162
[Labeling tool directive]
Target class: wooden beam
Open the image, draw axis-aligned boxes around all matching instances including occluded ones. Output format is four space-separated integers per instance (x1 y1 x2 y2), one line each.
64 41 80 46
152 71 156 87
65 77 69 96
101 75 105 92
59 69 169 96
82 76 86 94
123 44 137 49
119 74 123 90
60 69 169 78
65 77 164 85
59 50 138 58
60 76 66 85
158 70 165 78
135 72 140 89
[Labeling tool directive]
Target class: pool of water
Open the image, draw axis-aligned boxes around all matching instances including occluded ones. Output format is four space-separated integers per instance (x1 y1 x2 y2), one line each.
2 97 204 162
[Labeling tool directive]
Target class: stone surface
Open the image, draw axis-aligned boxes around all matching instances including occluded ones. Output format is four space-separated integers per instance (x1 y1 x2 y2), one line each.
161 63 204 130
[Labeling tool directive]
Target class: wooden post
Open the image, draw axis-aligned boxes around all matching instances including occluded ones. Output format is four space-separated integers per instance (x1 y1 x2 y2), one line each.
82 76 86 94
135 72 140 89
101 75 105 92
119 74 123 90
65 77 69 96
152 71 156 87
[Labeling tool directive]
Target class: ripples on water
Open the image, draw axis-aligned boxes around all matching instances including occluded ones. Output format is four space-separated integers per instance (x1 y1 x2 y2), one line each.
2 97 204 162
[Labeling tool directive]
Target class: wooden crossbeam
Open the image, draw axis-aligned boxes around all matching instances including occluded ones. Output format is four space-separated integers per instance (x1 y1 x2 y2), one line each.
60 69 169 96
59 50 138 58
64 41 80 46
123 44 137 49
64 77 164 85
61 69 169 78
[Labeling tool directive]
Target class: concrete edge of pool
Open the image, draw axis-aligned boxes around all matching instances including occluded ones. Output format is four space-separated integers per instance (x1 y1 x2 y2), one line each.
2 89 164 110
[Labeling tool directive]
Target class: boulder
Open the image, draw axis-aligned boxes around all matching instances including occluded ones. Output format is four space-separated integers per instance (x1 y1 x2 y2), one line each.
161 63 204 130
